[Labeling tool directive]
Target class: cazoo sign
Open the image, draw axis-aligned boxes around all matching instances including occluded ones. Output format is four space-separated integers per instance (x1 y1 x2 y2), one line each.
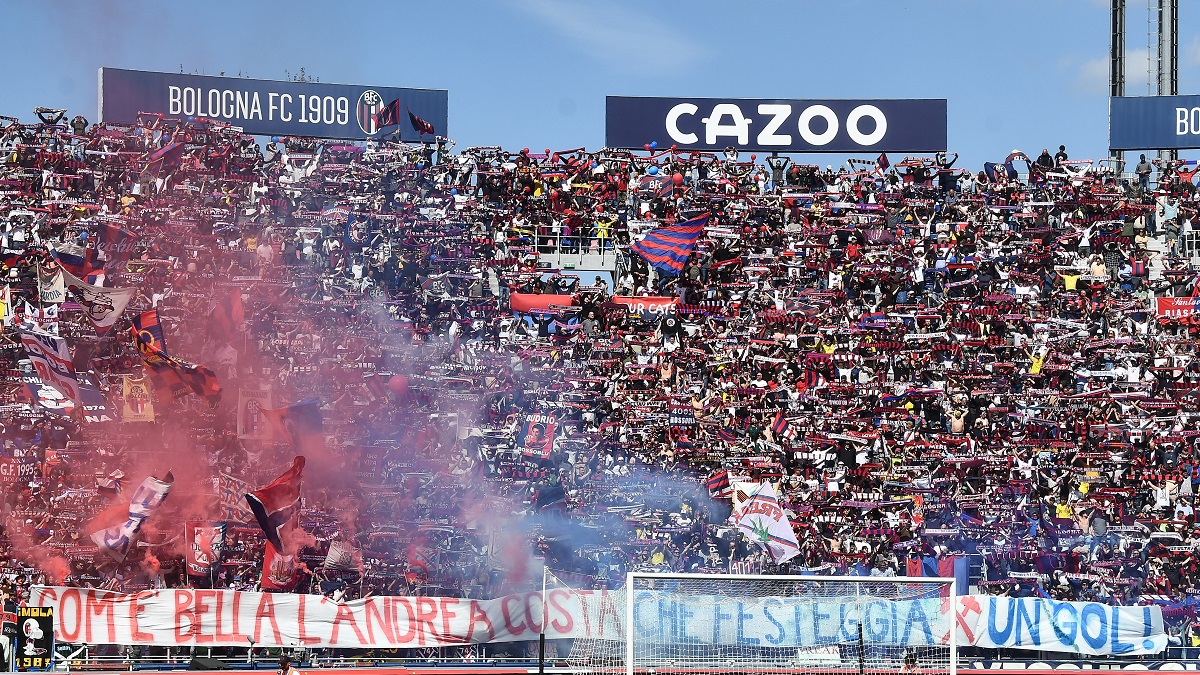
606 96 947 153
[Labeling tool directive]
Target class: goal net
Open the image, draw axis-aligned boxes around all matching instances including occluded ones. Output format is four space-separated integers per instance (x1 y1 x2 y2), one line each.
567 573 956 675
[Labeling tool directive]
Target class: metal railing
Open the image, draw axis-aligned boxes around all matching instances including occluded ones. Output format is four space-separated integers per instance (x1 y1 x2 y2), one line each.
510 230 621 271
50 650 555 672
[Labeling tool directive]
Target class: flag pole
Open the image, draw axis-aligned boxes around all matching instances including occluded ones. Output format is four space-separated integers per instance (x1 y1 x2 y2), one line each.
538 566 547 675
208 524 217 590
856 585 866 675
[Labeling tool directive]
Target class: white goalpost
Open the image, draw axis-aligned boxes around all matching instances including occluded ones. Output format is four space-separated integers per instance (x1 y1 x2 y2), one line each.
567 572 957 675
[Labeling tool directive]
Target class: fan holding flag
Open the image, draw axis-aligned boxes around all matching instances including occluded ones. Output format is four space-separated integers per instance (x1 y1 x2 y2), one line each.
631 213 710 277
246 456 306 590
373 99 437 139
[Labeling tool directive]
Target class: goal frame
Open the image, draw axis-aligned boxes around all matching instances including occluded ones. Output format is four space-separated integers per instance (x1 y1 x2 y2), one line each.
624 572 957 675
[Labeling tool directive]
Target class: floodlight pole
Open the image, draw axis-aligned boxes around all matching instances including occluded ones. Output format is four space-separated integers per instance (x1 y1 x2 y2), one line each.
1110 0 1126 171
1154 0 1179 162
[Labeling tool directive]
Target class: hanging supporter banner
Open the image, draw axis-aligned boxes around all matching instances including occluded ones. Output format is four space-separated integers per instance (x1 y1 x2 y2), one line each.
15 607 54 672
76 373 116 424
27 587 1165 656
612 296 679 314
21 374 75 416
519 413 557 459
960 594 1166 656
36 267 65 304
19 329 80 402
606 96 947 153
1155 296 1198 320
99 68 448 142
968 661 1200 671
236 388 273 439
0 457 19 484
1110 94 1200 150
120 375 155 423
509 292 576 314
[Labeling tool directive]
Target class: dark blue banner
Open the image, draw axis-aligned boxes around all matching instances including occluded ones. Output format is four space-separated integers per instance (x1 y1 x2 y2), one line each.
1110 95 1200 150
606 96 946 153
99 68 447 141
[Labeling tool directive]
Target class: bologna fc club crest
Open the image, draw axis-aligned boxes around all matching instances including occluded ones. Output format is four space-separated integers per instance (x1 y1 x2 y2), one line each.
357 90 384 135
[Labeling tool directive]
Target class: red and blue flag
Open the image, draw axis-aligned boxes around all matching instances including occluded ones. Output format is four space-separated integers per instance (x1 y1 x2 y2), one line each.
771 410 796 440
630 213 710 277
50 242 102 278
131 310 221 404
257 398 323 447
97 223 137 272
246 456 305 552
706 469 731 497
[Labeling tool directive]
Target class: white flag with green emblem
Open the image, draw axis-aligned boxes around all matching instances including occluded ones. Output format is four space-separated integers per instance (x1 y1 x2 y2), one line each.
730 481 800 564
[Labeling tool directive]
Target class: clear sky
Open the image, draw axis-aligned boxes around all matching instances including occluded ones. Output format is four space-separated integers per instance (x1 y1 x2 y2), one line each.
2 0 1198 168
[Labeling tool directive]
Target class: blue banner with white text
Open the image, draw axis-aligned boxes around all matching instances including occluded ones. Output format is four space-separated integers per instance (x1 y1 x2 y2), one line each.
1110 95 1200 150
606 96 947 153
99 68 447 141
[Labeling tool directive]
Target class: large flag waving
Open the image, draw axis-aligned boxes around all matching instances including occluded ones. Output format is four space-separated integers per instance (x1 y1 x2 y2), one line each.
730 481 800 564
217 473 253 522
256 399 323 446
408 108 435 137
61 268 135 333
142 141 186 178
245 456 305 552
630 213 710 277
50 241 103 279
208 288 245 346
260 541 299 591
374 99 402 129
90 473 173 562
131 310 222 404
20 328 80 402
96 223 138 272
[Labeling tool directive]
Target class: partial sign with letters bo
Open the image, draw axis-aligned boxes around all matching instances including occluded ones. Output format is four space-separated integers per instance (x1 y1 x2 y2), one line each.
1111 95 1200 151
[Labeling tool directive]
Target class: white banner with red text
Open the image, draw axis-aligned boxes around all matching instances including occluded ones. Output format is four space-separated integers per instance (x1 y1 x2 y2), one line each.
29 587 1165 655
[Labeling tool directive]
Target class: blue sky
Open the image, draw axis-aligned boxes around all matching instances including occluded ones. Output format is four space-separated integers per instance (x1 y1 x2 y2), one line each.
2 0 1198 168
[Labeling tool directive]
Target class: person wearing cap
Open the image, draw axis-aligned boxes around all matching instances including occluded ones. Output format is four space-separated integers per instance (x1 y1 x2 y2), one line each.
278 656 300 675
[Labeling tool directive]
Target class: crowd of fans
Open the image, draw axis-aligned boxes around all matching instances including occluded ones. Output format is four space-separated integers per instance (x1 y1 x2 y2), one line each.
4 107 1200 651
